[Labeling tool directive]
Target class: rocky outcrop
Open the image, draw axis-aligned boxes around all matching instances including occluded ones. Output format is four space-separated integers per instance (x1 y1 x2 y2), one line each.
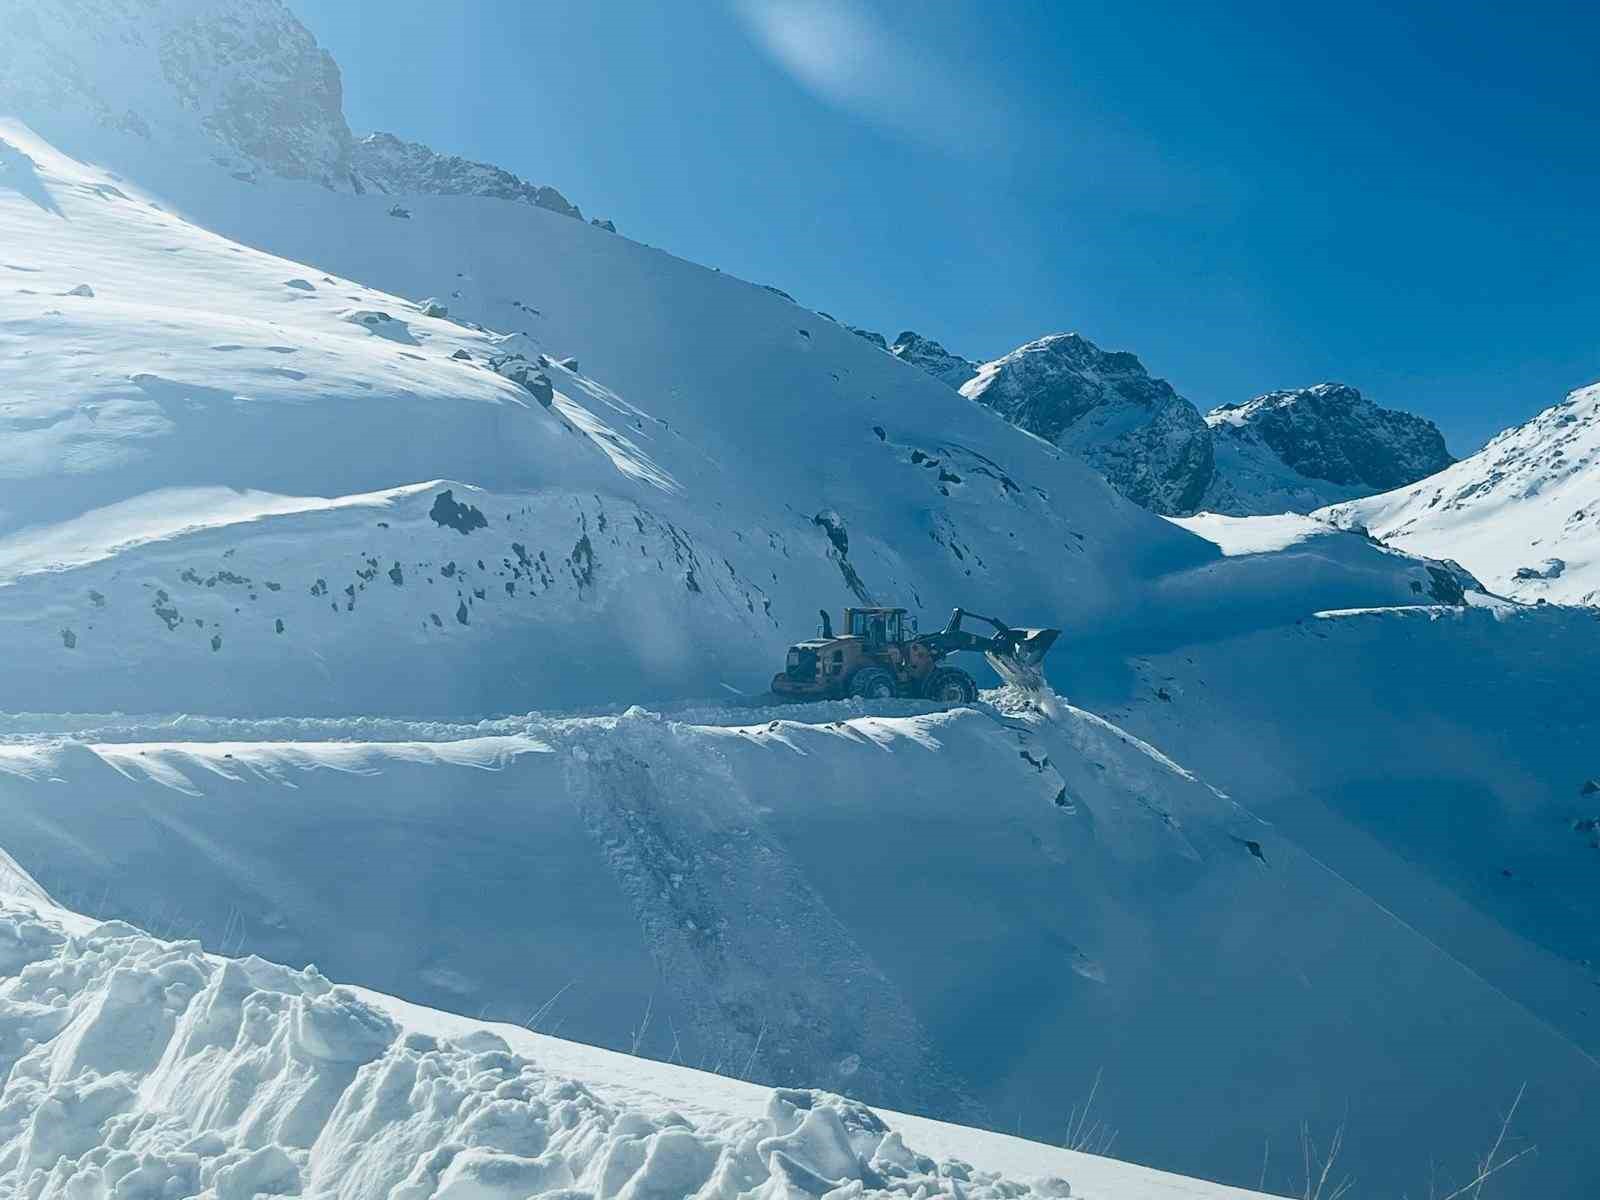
0 0 595 218
1206 383 1453 513
352 132 583 219
961 334 1215 515
890 331 979 389
0 0 353 184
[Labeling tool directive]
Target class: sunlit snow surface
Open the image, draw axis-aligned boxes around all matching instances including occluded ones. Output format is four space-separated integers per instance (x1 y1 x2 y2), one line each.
0 893 1274 1200
1162 513 1327 557
1323 383 1600 605
3 692 1598 1195
4 58 1600 1200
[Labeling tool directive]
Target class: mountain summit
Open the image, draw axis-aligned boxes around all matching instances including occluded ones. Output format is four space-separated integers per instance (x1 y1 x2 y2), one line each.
1204 382 1454 515
0 0 352 183
960 333 1215 515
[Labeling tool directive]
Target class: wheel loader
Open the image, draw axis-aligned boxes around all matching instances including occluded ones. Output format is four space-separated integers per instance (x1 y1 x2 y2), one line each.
770 606 1060 703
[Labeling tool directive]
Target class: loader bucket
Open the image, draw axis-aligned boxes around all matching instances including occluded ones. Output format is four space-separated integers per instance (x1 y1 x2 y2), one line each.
985 626 1060 692
1007 627 1059 665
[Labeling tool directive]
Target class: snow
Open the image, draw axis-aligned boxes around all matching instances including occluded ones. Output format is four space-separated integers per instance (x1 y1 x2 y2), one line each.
0 895 1277 1200
0 485 427 587
1323 382 1600 605
1 114 1241 714
3 8 1600 1198
3 694 1597 1194
1161 513 1329 557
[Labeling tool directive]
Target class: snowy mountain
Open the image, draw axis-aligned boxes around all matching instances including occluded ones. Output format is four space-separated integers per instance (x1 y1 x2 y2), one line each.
960 335 1214 516
1203 383 1454 515
1322 381 1600 605
890 331 979 389
0 0 353 185
3 2 1599 1196
894 338 1453 520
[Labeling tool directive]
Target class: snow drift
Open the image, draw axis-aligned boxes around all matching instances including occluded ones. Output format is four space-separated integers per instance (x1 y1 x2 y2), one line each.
0 898 1277 1200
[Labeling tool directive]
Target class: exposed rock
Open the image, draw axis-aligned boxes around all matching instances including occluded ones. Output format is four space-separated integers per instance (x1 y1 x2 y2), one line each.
1513 558 1566 582
590 217 616 232
488 354 554 406
419 297 448 318
353 132 583 220
961 333 1215 515
1206 383 1454 514
428 489 488 535
0 0 354 184
849 327 888 351
890 331 979 390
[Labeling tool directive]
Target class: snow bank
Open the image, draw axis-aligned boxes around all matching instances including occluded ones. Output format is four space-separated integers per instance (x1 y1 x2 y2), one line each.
3 701 1596 1194
0 900 1270 1200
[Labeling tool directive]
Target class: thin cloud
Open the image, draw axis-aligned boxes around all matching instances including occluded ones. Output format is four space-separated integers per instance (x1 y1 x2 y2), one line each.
732 0 1014 156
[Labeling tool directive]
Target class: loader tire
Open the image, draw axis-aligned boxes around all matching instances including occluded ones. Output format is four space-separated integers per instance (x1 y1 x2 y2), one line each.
849 667 898 700
924 667 978 704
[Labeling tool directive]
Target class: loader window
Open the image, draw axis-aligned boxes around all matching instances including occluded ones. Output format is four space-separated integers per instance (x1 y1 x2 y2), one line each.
849 610 904 643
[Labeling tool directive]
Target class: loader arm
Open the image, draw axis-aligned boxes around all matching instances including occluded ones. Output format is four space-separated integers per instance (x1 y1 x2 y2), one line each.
919 608 1061 665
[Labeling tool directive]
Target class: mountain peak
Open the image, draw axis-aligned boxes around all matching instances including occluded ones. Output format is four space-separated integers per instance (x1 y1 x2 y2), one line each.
960 331 1215 515
1207 381 1453 494
889 331 979 388
0 0 353 183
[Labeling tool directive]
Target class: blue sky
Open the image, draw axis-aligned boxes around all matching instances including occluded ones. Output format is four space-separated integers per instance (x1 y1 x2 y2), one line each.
297 0 1598 451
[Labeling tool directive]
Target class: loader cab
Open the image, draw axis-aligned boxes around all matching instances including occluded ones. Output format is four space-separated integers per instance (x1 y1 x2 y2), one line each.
843 607 913 645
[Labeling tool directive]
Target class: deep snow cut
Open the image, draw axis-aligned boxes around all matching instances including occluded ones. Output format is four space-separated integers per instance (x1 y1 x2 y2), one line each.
3 694 1596 1195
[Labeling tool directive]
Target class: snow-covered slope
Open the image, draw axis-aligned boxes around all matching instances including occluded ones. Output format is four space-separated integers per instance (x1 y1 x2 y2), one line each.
1202 383 1453 515
0 117 1229 712
959 336 1214 517
1 113 1469 716
3 695 1594 1196
1322 382 1600 604
0 897 1274 1200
